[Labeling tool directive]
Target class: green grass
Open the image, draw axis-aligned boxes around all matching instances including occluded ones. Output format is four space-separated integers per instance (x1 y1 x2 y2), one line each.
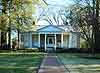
58 53 100 73
0 53 44 73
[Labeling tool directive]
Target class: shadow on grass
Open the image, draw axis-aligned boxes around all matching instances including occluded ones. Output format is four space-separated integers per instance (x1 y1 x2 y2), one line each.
0 53 44 73
58 53 100 73
0 67 37 73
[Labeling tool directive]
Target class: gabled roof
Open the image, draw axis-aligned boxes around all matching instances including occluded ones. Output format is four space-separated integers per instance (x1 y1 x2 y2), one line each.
21 25 79 32
37 25 65 32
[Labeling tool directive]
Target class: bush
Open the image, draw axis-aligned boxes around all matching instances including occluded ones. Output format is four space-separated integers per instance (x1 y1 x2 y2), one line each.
38 47 45 52
56 48 80 53
15 48 40 52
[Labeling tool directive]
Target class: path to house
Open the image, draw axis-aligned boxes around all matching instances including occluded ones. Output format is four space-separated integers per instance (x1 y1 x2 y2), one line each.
38 53 70 73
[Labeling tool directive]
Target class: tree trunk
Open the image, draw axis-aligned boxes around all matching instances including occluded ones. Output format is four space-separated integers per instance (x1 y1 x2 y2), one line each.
1 0 7 49
95 0 100 49
92 0 100 50
8 0 13 50
1 32 6 48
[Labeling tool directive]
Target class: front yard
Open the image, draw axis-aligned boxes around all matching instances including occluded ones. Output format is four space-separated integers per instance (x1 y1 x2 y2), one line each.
0 53 44 73
58 53 100 73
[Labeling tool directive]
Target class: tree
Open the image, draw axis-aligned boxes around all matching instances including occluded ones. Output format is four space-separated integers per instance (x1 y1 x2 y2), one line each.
69 0 100 52
37 6 69 25
13 0 47 48
0 0 46 49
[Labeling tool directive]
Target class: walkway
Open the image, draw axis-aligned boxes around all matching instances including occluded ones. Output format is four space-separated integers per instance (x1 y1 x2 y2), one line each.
38 53 69 73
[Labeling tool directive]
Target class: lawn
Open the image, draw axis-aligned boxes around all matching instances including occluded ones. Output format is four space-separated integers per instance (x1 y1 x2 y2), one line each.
57 53 100 73
0 53 44 73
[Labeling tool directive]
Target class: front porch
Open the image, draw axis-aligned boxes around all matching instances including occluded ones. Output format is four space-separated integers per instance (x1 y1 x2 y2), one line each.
32 33 69 51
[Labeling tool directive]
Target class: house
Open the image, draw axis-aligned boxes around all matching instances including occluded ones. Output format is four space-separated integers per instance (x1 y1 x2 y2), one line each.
20 25 80 51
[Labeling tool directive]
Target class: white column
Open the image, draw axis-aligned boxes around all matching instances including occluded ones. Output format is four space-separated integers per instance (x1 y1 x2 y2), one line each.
6 32 9 45
38 33 40 47
54 34 56 51
45 34 47 51
69 33 72 48
61 33 63 48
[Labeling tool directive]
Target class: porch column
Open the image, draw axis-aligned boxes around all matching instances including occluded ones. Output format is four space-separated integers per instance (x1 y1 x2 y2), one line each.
61 33 63 48
69 33 72 48
38 33 40 47
45 34 47 51
54 34 56 51
6 32 9 45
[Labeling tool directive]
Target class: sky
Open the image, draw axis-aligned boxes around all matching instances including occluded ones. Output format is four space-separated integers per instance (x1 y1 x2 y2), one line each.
45 0 74 6
12 0 74 39
36 0 74 25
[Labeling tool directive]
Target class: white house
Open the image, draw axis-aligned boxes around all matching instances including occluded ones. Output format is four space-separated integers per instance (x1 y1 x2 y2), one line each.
20 25 80 51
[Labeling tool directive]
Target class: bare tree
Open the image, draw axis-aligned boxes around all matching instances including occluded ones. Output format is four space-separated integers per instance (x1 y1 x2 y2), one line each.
70 0 100 52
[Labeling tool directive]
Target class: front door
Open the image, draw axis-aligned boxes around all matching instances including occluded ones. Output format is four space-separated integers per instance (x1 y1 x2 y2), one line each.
47 37 54 48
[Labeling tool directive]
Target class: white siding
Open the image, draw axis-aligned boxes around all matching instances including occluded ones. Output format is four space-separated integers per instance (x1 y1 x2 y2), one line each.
32 34 38 47
77 33 80 48
22 33 31 48
69 32 79 48
63 34 69 48
29 33 32 48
